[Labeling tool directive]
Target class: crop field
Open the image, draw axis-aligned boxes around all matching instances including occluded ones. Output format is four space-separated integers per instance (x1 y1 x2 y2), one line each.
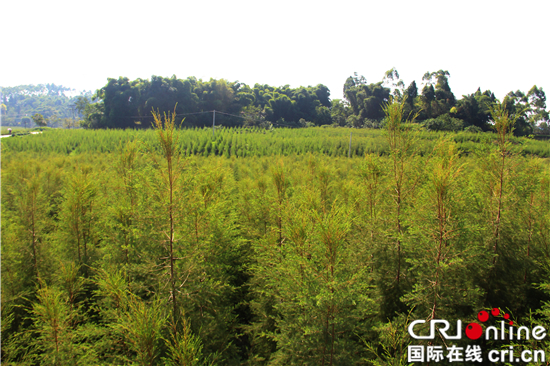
2 120 550 364
3 125 550 157
1 126 28 135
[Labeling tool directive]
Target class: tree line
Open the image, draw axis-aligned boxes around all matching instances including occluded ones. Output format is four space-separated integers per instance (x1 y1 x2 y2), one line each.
337 69 548 136
3 69 549 135
77 76 332 130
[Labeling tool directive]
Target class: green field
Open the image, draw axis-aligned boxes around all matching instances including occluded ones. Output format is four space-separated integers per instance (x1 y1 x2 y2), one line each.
2 125 550 157
0 126 28 135
2 120 550 364
1 126 53 136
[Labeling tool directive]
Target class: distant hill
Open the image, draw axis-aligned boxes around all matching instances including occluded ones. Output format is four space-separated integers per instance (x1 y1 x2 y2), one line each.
0 84 91 127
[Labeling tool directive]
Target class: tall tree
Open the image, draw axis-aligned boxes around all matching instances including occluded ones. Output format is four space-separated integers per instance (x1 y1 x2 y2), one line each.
99 77 141 128
404 139 482 321
455 88 495 130
419 70 455 119
377 97 419 318
32 113 46 127
503 91 531 136
477 101 525 310
150 108 183 326
383 67 405 99
403 80 418 118
343 73 390 126
527 85 549 129
59 166 99 271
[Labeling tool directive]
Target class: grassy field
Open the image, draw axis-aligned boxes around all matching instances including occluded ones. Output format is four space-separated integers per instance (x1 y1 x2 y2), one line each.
0 126 28 135
0 126 53 136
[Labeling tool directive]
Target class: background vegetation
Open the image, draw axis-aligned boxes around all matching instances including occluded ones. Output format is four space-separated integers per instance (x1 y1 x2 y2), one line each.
2 68 549 136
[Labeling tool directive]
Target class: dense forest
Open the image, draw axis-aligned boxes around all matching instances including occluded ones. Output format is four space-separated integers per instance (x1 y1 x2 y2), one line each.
2 69 549 136
2 97 550 364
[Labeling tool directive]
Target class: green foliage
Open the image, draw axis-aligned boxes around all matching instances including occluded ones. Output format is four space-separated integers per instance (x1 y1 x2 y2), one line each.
247 159 376 365
362 312 413 366
28 284 96 365
3 70 549 135
403 140 483 320
149 106 183 326
455 88 496 130
163 313 218 366
2 122 550 364
21 116 32 128
4 126 548 158
58 166 99 266
93 76 334 128
422 113 464 132
344 72 391 125
0 84 89 127
32 113 46 127
117 294 168 365
376 96 420 317
489 101 519 147
419 70 456 120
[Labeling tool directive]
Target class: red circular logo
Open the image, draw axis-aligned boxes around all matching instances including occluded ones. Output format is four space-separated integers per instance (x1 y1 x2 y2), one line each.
478 310 489 322
465 323 483 340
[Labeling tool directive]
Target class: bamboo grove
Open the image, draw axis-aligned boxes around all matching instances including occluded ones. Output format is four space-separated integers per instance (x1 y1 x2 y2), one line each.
2 100 550 365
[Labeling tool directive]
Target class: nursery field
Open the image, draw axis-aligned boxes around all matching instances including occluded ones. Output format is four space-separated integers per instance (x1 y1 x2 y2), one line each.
2 125 550 158
2 111 550 365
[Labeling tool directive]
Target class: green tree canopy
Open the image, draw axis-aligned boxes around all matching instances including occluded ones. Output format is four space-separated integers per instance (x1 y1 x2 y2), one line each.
32 113 46 127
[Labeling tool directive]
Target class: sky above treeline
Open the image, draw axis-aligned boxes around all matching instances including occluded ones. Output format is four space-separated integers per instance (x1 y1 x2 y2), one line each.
2 0 548 101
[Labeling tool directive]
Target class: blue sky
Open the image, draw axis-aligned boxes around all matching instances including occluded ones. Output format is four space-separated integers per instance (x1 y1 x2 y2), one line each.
2 0 548 102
